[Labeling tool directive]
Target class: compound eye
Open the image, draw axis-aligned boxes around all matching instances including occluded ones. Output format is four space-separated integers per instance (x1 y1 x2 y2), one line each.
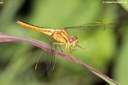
69 35 77 42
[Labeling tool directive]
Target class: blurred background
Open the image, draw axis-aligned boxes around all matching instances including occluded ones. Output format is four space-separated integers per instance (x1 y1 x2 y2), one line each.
0 0 128 85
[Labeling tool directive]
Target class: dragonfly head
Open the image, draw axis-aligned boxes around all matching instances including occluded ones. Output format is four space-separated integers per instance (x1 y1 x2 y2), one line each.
68 35 78 47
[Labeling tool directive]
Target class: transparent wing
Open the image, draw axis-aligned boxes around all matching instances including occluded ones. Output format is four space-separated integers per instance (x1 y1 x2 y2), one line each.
34 51 55 79
34 38 56 79
64 22 115 30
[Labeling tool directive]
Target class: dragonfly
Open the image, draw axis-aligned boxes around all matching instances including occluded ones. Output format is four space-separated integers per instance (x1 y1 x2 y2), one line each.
17 20 106 78
17 21 106 52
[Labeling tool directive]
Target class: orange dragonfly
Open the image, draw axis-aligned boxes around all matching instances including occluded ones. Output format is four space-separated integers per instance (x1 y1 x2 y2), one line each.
17 21 106 76
17 21 105 52
17 21 79 52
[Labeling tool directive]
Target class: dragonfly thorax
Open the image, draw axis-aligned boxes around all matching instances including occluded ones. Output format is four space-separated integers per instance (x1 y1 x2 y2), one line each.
68 35 78 47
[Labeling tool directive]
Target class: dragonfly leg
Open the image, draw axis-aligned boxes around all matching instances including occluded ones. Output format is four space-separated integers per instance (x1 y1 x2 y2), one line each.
65 43 72 53
53 42 65 45
53 43 73 55
52 42 65 52
65 43 75 56
54 42 70 53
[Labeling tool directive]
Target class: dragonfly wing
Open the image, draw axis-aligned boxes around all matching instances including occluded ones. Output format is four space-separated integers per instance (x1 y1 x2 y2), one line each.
34 38 56 79
34 50 55 80
64 22 115 30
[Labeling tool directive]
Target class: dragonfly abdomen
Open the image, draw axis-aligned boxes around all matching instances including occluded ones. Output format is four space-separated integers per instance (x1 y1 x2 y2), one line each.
17 21 54 36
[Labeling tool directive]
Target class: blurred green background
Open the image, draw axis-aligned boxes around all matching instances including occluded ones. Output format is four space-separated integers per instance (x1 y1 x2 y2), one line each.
0 0 128 85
